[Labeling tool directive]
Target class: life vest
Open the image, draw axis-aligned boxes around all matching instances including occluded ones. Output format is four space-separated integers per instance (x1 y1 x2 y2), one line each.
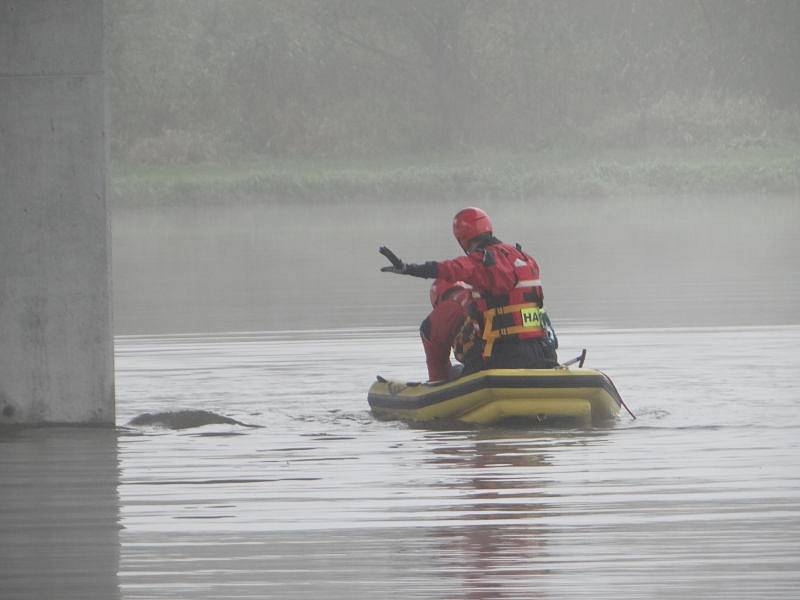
452 313 482 363
470 243 548 359
442 287 482 363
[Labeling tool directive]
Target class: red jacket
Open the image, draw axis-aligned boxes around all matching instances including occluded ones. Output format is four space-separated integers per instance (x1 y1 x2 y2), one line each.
435 241 543 301
420 288 473 382
436 241 546 357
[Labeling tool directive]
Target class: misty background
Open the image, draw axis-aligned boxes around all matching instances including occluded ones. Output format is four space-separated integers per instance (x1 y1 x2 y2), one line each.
106 1 800 335
109 0 800 159
5 7 799 597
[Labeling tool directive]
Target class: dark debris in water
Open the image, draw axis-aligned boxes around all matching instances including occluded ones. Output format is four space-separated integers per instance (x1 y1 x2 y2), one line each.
127 410 261 430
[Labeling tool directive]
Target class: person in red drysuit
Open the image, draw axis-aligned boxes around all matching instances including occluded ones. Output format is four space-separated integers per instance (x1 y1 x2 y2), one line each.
420 279 483 382
380 207 558 370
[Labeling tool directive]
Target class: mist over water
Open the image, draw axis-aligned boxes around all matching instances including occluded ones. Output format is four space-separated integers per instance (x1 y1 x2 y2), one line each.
112 194 800 335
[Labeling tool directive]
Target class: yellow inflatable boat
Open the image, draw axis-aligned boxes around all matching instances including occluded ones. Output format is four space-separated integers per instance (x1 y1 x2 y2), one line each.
368 368 624 425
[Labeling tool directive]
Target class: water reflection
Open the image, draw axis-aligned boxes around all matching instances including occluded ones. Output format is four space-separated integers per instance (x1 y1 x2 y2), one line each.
421 432 608 599
0 427 121 600
427 433 553 599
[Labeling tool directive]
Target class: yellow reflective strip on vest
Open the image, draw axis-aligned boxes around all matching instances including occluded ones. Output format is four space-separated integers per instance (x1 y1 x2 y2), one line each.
520 306 542 328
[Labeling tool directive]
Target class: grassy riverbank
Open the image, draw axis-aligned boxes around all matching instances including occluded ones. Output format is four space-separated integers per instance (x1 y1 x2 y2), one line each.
111 144 800 205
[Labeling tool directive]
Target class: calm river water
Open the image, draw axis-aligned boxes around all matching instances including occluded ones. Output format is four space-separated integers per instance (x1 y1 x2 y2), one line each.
2 326 799 599
2 195 799 598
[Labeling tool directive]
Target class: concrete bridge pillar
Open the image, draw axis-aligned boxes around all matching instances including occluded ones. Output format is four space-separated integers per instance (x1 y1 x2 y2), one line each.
0 1 113 424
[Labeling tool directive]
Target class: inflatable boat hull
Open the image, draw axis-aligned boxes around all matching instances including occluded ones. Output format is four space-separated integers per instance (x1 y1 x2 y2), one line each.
368 368 622 425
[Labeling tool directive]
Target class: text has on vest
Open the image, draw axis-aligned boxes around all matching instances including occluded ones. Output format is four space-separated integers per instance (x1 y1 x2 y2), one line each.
521 307 542 327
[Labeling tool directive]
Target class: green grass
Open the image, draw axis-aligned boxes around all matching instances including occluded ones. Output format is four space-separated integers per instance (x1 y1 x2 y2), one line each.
111 144 800 205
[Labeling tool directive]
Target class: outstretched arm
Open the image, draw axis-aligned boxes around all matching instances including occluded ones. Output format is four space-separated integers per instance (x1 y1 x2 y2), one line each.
379 247 482 282
379 246 439 278
434 255 478 283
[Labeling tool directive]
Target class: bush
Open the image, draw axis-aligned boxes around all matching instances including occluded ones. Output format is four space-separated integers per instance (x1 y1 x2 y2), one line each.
586 93 800 149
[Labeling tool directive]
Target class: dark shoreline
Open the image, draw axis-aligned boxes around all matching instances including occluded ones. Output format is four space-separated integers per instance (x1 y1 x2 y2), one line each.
111 146 800 206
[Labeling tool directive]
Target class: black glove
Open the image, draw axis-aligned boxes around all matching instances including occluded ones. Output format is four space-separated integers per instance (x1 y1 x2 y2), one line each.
379 246 405 273
380 264 406 274
379 246 438 278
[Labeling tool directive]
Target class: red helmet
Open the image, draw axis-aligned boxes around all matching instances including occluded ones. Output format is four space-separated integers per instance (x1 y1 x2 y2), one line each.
430 279 468 308
453 207 492 250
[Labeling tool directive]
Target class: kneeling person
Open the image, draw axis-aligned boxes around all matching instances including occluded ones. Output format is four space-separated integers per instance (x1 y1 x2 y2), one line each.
420 279 483 382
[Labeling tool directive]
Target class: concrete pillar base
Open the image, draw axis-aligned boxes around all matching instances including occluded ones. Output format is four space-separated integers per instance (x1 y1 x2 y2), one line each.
0 1 113 424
